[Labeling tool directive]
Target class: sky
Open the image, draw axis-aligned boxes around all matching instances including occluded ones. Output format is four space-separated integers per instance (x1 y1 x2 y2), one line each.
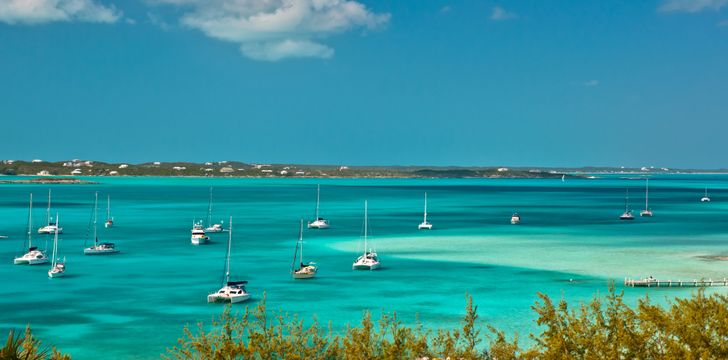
1 0 727 168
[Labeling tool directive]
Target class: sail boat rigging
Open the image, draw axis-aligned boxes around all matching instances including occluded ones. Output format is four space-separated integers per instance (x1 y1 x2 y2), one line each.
418 192 433 229
292 219 317 279
352 200 380 270
619 187 635 220
308 184 329 229
48 213 66 278
701 185 711 202
640 179 653 217
205 187 224 232
14 193 49 265
104 194 114 228
208 217 250 303
84 192 119 255
38 189 63 234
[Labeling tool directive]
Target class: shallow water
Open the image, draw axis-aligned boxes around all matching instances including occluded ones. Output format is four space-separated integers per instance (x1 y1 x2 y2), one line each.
1 175 726 358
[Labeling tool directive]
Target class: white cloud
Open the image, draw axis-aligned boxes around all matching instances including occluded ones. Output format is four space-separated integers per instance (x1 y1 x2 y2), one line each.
440 5 452 13
0 0 122 25
584 80 600 87
718 19 728 26
147 11 171 30
658 0 727 13
153 0 389 61
490 6 516 21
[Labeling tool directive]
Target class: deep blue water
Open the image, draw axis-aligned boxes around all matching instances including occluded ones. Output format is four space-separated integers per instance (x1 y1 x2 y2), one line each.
1 175 727 358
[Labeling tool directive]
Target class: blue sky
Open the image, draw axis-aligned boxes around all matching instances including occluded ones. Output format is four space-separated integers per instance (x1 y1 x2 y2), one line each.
1 0 727 168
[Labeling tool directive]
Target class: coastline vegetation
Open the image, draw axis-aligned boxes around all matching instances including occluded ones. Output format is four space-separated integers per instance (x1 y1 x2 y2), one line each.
1 160 569 179
5 287 727 359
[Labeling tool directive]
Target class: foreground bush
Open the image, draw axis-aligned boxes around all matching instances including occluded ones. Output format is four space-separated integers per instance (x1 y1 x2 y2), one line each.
0 326 69 360
166 287 728 359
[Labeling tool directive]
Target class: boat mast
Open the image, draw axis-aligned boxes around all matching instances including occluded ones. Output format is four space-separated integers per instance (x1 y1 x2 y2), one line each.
315 184 320 220
46 189 51 225
224 216 232 286
299 219 304 265
363 200 368 255
625 188 629 212
93 192 98 246
645 179 649 210
705 185 708 198
27 193 33 249
423 192 428 223
51 213 59 267
207 187 213 227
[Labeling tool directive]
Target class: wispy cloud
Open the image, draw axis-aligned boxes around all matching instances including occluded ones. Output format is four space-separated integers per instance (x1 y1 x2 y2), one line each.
584 80 600 87
658 0 727 13
490 6 516 21
718 19 728 26
153 0 390 61
147 12 171 30
0 0 122 25
440 5 452 13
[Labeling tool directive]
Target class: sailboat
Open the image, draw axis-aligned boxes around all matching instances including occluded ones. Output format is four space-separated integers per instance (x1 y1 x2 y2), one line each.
208 217 250 303
84 192 120 255
38 189 63 234
700 186 711 202
307 184 329 229
104 195 114 228
619 188 635 220
352 200 380 270
48 213 66 278
14 193 49 265
510 212 521 224
418 192 433 230
292 219 317 279
204 187 224 233
640 179 653 217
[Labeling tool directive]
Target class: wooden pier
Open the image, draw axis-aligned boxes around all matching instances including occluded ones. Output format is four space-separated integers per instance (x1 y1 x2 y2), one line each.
624 277 728 288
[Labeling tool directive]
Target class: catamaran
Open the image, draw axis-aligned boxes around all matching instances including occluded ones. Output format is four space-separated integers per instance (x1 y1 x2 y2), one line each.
38 189 63 234
84 192 120 255
208 217 250 303
292 219 317 279
205 187 224 232
418 192 433 230
352 200 380 270
511 212 521 224
14 193 49 265
307 184 329 229
619 188 635 220
700 186 711 202
191 221 209 245
104 194 114 228
48 213 66 278
640 179 653 217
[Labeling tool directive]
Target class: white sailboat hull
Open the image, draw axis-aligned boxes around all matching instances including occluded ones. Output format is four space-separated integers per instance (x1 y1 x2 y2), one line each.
84 247 120 255
308 220 329 229
418 222 432 230
352 262 380 270
14 251 49 265
38 226 63 234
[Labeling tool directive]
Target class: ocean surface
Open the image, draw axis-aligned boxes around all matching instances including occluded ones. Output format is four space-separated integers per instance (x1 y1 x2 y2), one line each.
1 175 727 358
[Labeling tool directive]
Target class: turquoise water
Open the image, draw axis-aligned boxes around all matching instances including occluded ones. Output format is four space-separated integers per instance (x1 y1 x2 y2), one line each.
1 175 727 358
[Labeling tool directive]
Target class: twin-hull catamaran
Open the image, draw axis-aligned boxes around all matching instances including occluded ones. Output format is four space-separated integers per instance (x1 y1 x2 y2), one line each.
14 193 49 265
352 200 380 270
308 184 329 229
208 217 250 304
205 187 224 232
418 192 432 229
701 186 711 202
619 188 635 220
640 179 653 217
84 192 120 255
38 189 63 234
